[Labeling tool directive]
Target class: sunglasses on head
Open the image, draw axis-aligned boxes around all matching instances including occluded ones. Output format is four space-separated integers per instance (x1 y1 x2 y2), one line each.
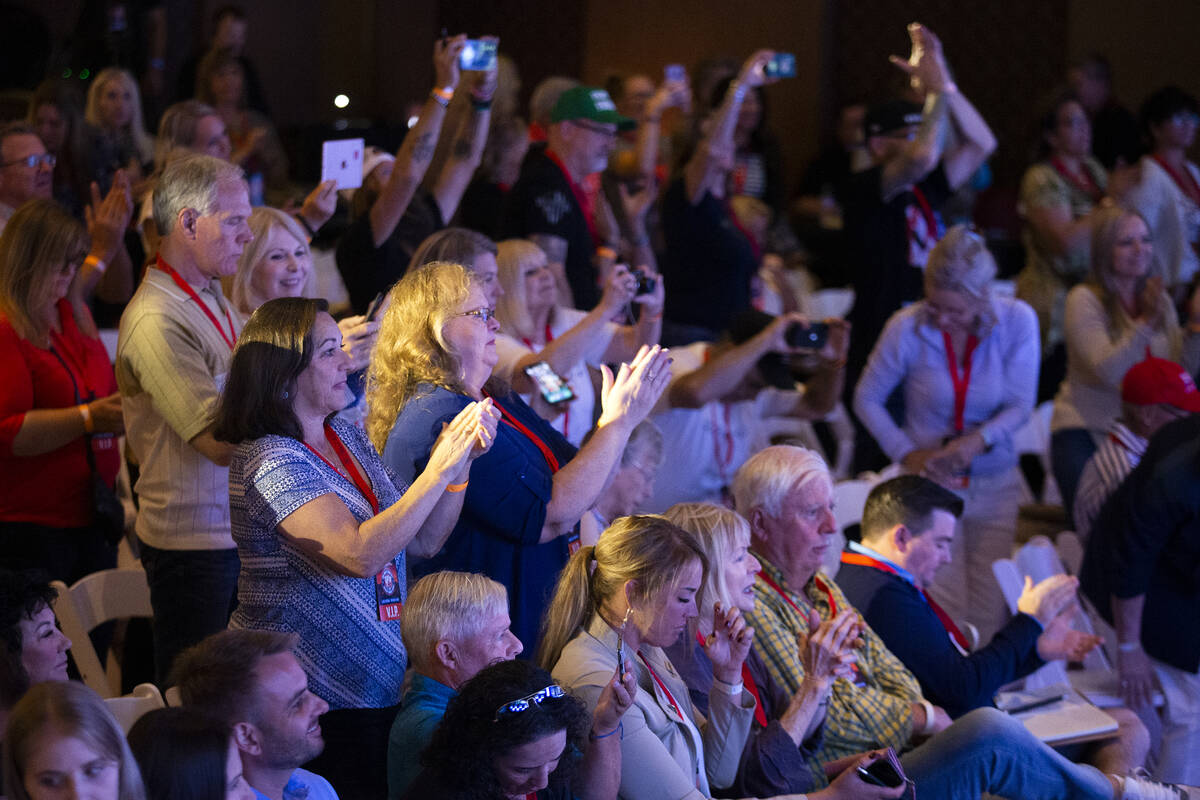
494 684 566 721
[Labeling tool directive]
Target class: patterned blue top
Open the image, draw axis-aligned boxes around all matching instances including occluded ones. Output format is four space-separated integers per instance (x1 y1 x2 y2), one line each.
229 417 407 709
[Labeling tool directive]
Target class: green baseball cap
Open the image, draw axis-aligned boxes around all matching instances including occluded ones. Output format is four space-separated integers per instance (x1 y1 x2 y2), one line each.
551 87 636 131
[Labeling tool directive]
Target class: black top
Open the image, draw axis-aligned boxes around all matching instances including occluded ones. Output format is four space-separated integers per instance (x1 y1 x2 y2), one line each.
501 146 600 309
1091 103 1141 170
837 560 1044 719
660 176 757 336
456 176 506 240
335 188 444 314
1081 414 1200 673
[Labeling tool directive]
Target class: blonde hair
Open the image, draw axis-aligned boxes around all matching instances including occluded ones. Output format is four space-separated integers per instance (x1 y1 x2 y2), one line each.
85 67 154 164
0 199 89 343
1087 206 1176 342
923 225 998 337
495 238 548 341
365 261 475 451
732 444 831 520
3 681 147 800
536 515 708 671
664 503 751 615
402 571 509 672
231 207 311 314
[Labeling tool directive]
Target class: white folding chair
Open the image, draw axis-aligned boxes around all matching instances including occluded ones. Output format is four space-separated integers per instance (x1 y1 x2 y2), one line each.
51 568 153 698
104 682 164 734
163 685 182 707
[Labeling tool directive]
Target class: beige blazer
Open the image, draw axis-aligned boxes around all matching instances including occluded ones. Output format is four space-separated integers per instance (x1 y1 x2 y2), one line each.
552 616 755 800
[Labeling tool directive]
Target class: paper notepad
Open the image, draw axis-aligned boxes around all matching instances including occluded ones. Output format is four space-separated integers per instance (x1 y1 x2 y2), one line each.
996 683 1119 745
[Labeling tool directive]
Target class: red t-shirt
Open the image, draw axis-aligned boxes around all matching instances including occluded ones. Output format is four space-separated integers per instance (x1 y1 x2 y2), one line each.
0 299 120 527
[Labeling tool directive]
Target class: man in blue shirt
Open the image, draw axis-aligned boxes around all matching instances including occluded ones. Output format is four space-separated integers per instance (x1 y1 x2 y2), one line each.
388 571 523 799
173 630 339 800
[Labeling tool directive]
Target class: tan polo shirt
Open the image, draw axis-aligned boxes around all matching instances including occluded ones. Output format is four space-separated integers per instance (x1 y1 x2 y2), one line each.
116 266 243 550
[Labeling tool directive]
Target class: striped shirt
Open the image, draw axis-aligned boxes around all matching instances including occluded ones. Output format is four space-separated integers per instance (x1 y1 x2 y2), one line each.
1073 420 1146 542
116 267 243 550
746 556 922 775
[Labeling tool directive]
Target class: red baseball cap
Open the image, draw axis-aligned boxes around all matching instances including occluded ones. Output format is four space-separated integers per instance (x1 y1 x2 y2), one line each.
1121 355 1200 413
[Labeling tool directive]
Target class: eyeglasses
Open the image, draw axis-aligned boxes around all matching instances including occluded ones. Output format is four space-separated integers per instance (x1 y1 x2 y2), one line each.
569 119 618 137
1 153 56 169
457 307 497 323
494 684 565 721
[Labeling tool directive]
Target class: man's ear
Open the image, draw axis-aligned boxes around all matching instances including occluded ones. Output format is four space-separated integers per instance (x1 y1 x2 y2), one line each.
232 720 263 756
177 207 199 239
747 507 767 540
434 639 457 671
893 524 912 552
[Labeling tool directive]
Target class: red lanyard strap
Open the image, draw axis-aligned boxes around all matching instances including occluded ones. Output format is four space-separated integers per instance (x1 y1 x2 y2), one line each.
156 256 237 351
1152 153 1200 206
840 552 969 651
758 569 839 618
695 632 766 727
303 424 380 515
909 186 939 242
709 404 736 485
545 149 600 246
482 391 561 473
637 650 685 722
1050 157 1104 203
942 331 979 435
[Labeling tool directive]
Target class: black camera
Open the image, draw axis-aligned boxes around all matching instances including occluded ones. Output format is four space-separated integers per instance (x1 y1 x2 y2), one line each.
631 268 657 296
785 321 829 350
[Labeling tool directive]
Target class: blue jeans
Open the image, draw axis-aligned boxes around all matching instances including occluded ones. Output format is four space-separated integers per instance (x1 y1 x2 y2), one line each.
138 541 239 686
902 707 1112 799
1050 427 1098 525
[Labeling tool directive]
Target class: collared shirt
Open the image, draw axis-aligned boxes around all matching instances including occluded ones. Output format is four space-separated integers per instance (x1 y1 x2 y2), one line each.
387 673 457 800
745 556 922 770
251 767 338 800
1073 419 1147 541
116 265 243 550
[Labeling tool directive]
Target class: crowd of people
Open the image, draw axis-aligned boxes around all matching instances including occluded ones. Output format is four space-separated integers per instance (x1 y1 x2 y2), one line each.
3 8 1200 800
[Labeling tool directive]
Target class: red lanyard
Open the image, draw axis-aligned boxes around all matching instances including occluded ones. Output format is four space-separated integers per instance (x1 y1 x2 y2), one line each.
522 323 570 440
302 424 380 515
482 391 561 473
723 198 763 261
709 404 736 485
840 551 970 653
942 331 980 435
909 186 939 243
637 650 685 721
156 256 237 351
758 569 838 618
545 149 600 246
696 632 767 727
1152 153 1200 206
1050 157 1104 203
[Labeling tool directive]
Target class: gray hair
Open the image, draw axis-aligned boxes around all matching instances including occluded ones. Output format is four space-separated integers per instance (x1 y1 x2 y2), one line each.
155 100 219 171
623 419 664 468
732 444 831 520
153 153 244 236
529 76 581 128
401 571 508 673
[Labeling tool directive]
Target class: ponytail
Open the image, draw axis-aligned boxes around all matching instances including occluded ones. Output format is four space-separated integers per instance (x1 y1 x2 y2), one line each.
536 545 597 670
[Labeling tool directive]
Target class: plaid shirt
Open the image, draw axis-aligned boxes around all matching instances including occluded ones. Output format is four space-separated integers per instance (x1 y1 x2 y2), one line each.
746 555 923 772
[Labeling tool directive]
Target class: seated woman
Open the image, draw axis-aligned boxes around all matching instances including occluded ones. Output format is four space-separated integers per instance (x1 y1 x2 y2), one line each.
1050 206 1195 516
403 658 633 800
580 419 663 546
211 296 498 797
2 680 146 800
854 225 1039 643
368 261 670 649
127 707 253 800
540 514 777 800
0 569 72 734
493 238 663 446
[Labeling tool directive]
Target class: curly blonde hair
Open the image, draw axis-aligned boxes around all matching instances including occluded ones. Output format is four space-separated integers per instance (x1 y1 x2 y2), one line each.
365 261 476 451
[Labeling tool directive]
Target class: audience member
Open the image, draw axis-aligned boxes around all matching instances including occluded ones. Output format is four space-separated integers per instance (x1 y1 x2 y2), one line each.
127 706 254 800
854 226 1039 640
407 226 502 305
0 570 70 731
177 6 271 115
581 419 663 546
2 680 146 800
172 630 339 800
493 238 663 445
457 113 530 239
1127 86 1200 295
1 200 128 582
1082 413 1200 786
1074 355 1200 541
210 296 496 797
336 38 494 314
1069 54 1142 170
387 571 523 798
501 85 635 310
1049 206 1194 518
403 659 632 800
0 124 54 235
526 77 581 144
114 153 251 684
27 79 93 218
368 260 669 649
645 309 847 511
84 67 154 191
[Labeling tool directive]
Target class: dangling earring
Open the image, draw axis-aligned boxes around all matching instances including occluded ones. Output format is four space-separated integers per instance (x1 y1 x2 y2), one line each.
620 607 633 633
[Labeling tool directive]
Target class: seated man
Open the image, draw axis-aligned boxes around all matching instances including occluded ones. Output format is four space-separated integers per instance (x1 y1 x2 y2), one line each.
387 571 522 799
840 475 1148 774
173 630 338 800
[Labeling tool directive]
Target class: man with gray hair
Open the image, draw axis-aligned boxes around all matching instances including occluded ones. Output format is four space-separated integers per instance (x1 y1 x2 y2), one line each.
386 571 521 798
116 153 252 685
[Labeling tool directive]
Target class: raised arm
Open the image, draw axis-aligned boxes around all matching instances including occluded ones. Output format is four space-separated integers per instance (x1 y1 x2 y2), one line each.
75 171 135 306
878 24 951 202
668 312 803 409
429 58 497 223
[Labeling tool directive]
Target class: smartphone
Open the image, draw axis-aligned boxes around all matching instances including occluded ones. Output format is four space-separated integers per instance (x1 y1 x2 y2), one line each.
460 38 498 71
856 758 904 788
365 292 386 322
664 63 686 83
785 321 829 350
764 52 797 79
524 361 574 405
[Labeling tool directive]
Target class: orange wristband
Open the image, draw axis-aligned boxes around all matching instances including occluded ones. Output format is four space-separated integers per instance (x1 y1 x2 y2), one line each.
446 480 469 493
78 403 94 434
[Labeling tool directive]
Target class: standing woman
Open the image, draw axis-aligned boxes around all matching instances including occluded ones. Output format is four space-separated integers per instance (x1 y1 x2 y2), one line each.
212 297 498 798
855 226 1039 643
84 68 154 193
27 79 92 218
0 200 124 584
